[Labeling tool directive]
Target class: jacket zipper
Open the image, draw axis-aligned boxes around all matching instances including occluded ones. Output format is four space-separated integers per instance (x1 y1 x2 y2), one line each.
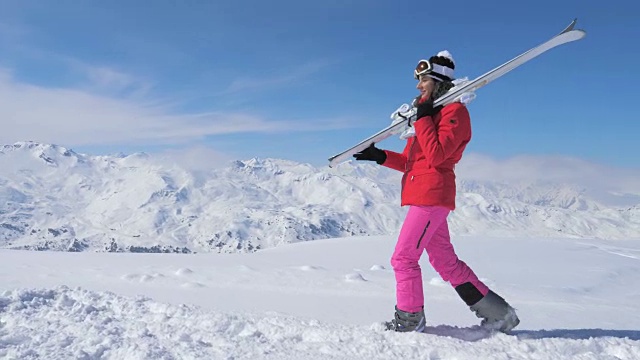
405 138 417 173
402 138 418 195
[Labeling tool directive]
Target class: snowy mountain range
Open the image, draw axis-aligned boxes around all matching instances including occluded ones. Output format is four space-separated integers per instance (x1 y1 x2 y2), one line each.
1 141 639 253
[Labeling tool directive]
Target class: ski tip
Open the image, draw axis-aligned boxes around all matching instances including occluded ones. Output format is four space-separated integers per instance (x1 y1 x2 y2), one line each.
562 18 586 36
561 19 577 34
327 156 342 168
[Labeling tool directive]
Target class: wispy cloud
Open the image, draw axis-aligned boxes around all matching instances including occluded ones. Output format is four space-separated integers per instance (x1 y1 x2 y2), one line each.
152 145 234 172
223 59 334 94
0 14 152 100
70 62 158 102
458 153 640 205
0 11 354 149
80 64 151 94
0 67 354 147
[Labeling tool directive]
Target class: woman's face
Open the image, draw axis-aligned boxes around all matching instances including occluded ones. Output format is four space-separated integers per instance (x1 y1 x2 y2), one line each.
416 76 436 100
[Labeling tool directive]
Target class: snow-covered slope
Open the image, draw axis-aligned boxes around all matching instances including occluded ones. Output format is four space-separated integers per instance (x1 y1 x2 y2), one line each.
1 141 639 253
1 235 640 359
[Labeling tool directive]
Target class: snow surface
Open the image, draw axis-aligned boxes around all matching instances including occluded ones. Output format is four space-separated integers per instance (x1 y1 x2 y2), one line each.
1 234 639 359
1 142 639 254
1 141 639 357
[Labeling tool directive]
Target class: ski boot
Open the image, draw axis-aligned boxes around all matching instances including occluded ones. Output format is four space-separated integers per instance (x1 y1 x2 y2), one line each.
456 283 520 333
385 306 426 333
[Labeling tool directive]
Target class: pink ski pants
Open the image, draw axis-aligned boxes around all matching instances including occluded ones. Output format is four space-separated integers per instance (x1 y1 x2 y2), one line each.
391 205 489 313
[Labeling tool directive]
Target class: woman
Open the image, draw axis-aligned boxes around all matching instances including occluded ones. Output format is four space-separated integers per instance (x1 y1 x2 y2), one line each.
353 51 520 333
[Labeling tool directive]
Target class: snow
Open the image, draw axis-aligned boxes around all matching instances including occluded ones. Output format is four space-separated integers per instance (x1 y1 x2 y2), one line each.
1 142 639 254
1 141 640 357
1 235 640 359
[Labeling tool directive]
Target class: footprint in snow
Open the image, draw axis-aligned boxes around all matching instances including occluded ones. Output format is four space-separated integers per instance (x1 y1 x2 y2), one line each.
120 273 161 283
139 274 154 283
181 281 205 288
121 273 141 281
175 268 194 276
298 265 325 271
369 265 386 271
344 273 367 282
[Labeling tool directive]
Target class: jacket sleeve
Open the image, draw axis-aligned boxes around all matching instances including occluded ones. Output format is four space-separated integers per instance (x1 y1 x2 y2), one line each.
381 142 410 172
412 103 471 168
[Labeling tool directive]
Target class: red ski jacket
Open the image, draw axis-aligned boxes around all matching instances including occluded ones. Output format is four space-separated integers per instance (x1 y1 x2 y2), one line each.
382 101 471 210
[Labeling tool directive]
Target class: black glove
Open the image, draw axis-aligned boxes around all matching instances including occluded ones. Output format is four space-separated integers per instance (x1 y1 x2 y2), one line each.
353 143 387 165
416 99 443 120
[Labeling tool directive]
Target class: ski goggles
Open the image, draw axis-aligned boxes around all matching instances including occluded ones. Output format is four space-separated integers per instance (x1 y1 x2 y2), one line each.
414 60 454 81
414 60 434 79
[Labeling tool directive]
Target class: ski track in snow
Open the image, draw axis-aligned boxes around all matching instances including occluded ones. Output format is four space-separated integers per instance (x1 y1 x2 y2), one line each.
1 286 639 360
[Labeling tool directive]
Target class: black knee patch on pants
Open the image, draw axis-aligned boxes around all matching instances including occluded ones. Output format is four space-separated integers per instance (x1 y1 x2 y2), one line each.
455 282 484 306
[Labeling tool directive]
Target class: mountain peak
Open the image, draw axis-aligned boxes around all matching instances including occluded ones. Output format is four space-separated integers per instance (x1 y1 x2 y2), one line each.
3 141 75 155
1 141 81 166
1 145 639 253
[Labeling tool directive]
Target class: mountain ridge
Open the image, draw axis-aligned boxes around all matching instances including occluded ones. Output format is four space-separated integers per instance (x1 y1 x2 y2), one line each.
1 141 639 253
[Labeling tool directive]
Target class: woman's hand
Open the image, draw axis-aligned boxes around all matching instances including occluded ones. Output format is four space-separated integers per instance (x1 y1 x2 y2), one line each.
353 143 387 165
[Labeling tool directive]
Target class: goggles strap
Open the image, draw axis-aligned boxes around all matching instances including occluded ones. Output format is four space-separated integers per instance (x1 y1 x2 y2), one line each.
430 63 455 80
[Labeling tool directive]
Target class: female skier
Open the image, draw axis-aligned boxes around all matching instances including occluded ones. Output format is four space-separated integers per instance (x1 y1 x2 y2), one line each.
353 51 520 333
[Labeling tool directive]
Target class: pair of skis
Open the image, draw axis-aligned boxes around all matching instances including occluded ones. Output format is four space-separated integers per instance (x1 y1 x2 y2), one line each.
328 19 586 168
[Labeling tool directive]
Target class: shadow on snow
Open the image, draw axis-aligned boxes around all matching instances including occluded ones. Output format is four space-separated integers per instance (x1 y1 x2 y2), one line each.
423 325 640 342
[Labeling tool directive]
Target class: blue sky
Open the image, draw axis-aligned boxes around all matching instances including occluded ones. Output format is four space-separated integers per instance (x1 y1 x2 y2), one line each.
0 0 638 168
